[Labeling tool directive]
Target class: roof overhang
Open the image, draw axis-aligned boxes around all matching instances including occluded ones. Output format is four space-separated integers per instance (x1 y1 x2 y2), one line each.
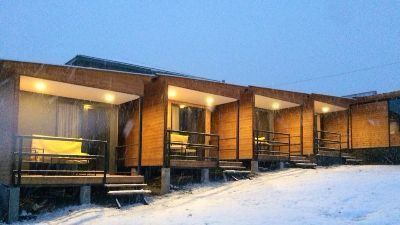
255 95 300 110
20 75 139 104
168 85 237 107
314 100 347 114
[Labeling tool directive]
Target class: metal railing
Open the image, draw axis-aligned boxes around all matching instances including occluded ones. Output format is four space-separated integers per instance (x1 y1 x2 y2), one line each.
315 130 342 156
13 135 108 186
253 130 291 160
115 144 140 175
165 130 219 167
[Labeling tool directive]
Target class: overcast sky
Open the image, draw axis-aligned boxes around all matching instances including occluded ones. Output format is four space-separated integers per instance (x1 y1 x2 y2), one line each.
1 1 399 96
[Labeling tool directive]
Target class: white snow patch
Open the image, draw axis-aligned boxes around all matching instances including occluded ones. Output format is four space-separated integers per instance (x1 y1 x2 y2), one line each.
6 166 400 225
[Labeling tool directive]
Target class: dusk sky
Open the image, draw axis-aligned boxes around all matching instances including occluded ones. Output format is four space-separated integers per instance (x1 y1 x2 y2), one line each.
1 1 399 96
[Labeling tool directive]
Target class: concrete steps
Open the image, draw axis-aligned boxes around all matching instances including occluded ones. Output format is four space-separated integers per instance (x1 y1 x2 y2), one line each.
105 182 151 207
342 153 363 165
289 156 317 169
219 161 252 181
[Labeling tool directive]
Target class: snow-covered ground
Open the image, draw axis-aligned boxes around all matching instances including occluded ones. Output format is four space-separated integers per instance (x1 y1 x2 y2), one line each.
8 166 400 225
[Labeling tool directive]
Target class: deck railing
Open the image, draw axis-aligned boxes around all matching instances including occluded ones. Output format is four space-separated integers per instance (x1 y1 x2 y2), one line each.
253 130 291 160
165 130 219 167
13 135 108 186
115 144 140 175
315 130 342 156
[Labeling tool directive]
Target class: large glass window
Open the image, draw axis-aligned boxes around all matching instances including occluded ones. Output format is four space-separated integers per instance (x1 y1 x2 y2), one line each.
255 108 273 131
171 104 205 133
389 98 400 146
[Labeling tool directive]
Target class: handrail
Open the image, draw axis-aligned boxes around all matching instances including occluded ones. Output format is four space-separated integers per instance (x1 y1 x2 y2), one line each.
315 130 342 157
253 130 291 160
13 135 108 186
115 144 140 174
167 129 219 137
165 130 219 167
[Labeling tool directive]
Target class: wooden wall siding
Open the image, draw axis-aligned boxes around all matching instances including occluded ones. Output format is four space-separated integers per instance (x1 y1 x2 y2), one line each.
212 102 238 160
239 92 254 159
141 79 167 166
274 106 302 152
321 111 349 149
160 76 243 99
124 100 140 167
0 67 19 185
351 101 389 149
302 100 315 155
2 60 150 96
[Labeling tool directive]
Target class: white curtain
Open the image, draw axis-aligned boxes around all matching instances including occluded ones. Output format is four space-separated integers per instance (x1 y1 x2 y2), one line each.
171 105 180 130
57 101 82 138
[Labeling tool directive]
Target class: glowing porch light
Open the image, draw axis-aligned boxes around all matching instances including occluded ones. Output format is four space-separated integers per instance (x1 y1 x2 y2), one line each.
34 82 46 92
168 89 177 98
104 94 115 103
206 97 214 106
271 102 280 110
322 106 330 113
179 104 186 109
83 104 93 110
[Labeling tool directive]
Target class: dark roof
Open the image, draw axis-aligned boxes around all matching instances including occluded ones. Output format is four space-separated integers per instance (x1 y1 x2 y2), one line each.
66 55 220 82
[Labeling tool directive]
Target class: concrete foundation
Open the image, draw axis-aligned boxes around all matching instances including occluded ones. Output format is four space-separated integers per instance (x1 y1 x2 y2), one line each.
201 169 210 183
279 161 285 169
251 160 259 173
160 168 170 195
0 186 20 223
79 186 91 205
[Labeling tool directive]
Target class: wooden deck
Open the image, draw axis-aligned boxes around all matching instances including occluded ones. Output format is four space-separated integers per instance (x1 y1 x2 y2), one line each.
257 154 290 162
16 174 144 186
170 160 218 168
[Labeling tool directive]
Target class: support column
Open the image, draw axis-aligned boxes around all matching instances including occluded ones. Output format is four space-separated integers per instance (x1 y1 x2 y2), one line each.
79 186 91 205
251 160 259 173
160 168 170 195
0 186 20 223
201 169 210 183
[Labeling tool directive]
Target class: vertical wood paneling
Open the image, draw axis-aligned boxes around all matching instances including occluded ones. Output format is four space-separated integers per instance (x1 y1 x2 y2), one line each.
212 102 238 160
274 106 302 152
351 101 389 148
302 100 314 155
321 110 349 149
141 79 167 166
239 92 254 159
0 70 19 185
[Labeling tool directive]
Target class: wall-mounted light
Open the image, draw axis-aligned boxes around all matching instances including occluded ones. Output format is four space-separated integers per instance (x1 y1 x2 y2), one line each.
34 82 46 92
168 89 177 98
83 104 93 110
322 106 330 113
104 94 115 103
271 102 280 110
206 97 214 106
179 104 186 109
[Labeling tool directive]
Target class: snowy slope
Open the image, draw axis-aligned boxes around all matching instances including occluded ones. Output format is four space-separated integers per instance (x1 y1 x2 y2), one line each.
8 166 400 225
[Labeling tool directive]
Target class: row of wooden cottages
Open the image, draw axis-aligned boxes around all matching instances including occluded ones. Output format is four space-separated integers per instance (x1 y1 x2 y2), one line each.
0 58 399 222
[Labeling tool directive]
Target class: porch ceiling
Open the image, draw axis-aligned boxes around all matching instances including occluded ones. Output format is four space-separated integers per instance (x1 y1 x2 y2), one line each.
314 100 347 114
255 94 299 110
20 75 139 104
168 85 237 107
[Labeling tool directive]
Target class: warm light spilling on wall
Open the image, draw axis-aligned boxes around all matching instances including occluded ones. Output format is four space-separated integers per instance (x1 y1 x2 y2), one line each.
179 104 186 109
271 102 280 110
83 104 93 110
168 89 177 98
104 94 115 103
322 106 330 113
206 97 214 106
34 82 46 92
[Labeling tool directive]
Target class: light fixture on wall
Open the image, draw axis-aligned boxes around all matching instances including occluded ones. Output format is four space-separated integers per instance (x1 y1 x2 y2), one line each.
104 94 115 103
271 102 280 110
179 104 186 109
322 106 330 113
34 82 46 92
168 89 177 98
83 104 93 110
206 97 214 106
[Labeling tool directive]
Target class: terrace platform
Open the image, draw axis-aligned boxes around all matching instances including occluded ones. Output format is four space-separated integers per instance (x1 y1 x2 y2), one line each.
170 159 218 168
15 174 144 186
